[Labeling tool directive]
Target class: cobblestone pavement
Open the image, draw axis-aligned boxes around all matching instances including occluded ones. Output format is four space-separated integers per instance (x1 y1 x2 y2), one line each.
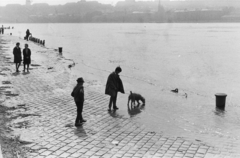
0 37 239 158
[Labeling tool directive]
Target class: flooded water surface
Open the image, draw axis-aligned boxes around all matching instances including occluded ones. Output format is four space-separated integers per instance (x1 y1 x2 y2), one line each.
7 23 240 152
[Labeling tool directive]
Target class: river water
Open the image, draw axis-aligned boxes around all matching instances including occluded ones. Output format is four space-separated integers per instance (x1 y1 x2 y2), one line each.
5 23 240 152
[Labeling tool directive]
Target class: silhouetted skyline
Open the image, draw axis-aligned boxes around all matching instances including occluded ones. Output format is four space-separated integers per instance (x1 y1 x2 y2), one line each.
0 0 154 6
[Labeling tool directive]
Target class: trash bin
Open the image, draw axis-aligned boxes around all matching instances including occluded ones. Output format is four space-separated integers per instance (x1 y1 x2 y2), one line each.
215 93 227 109
58 47 62 53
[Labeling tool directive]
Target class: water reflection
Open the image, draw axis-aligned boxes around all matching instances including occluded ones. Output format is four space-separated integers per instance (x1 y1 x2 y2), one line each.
74 126 87 138
108 110 124 119
12 72 20 76
22 71 30 75
214 107 226 117
128 103 145 117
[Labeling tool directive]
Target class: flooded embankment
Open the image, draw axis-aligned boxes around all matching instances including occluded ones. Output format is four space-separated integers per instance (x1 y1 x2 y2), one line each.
1 23 240 155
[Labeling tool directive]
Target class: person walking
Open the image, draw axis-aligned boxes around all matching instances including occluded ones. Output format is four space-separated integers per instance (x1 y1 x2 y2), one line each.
105 66 125 111
71 77 86 126
13 42 22 72
23 44 31 72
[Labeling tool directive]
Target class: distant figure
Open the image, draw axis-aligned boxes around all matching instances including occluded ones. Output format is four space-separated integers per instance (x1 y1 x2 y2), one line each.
71 77 86 126
105 66 125 111
0 28 2 34
13 42 22 72
1 25 4 34
25 29 31 41
23 44 31 72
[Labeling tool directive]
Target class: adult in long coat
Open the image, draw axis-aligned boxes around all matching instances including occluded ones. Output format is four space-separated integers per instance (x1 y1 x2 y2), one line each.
23 44 31 72
105 67 125 111
13 42 22 72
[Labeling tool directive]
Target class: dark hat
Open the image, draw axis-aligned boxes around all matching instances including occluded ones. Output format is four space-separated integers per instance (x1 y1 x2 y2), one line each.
16 42 20 45
115 66 122 72
77 77 84 83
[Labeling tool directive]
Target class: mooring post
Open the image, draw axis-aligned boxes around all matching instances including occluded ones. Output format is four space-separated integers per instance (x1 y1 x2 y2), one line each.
215 93 227 110
59 47 62 54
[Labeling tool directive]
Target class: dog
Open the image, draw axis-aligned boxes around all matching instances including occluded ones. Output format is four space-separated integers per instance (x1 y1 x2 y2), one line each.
128 91 145 106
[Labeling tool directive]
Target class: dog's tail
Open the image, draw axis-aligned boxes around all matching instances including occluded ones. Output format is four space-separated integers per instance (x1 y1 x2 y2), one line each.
130 91 132 94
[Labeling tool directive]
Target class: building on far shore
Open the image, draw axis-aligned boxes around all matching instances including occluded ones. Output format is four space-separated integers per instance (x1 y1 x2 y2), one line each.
0 0 239 23
26 0 32 6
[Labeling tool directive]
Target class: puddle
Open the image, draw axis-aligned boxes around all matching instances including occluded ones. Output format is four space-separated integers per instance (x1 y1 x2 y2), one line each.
65 123 74 128
2 81 11 84
0 73 7 76
5 93 19 97
31 64 41 67
0 86 12 90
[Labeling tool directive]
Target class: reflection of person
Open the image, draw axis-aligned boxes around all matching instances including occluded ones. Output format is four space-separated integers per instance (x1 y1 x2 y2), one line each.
13 42 22 72
105 67 125 111
23 44 31 72
71 77 86 126
26 29 31 41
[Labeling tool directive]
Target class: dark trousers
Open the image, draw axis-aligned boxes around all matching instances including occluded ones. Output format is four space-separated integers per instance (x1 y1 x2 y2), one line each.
24 64 30 71
15 62 21 71
109 92 118 109
75 101 84 123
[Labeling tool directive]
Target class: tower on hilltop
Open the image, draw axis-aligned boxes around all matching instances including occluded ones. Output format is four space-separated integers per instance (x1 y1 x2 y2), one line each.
26 0 32 6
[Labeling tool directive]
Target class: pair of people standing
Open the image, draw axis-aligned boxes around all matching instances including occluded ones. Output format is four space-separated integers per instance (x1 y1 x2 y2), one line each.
13 43 31 72
72 67 124 127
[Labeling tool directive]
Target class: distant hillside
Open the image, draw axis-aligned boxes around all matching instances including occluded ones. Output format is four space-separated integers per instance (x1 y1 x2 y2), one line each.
0 0 238 23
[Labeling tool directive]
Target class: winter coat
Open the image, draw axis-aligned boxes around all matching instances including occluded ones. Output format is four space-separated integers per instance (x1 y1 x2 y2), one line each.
105 72 125 96
23 48 31 64
13 47 22 63
72 84 84 103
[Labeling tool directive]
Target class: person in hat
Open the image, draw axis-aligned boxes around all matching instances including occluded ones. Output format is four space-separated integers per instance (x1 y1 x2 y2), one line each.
23 43 31 72
105 66 125 111
71 77 86 126
13 42 22 72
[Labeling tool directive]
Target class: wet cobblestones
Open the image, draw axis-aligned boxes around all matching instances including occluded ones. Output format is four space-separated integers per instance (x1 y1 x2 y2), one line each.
0 37 239 158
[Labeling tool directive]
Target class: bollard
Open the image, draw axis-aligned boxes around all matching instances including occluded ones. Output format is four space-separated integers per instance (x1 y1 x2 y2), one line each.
215 93 227 110
59 47 62 54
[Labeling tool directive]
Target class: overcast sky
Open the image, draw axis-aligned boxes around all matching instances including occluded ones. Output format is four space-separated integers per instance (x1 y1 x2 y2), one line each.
0 0 157 6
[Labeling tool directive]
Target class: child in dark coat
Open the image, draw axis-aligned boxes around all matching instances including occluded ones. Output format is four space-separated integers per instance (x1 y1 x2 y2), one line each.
72 77 86 126
23 44 31 72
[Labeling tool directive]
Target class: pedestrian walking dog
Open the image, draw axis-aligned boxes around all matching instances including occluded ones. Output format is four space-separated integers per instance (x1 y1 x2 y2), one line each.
128 91 145 106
